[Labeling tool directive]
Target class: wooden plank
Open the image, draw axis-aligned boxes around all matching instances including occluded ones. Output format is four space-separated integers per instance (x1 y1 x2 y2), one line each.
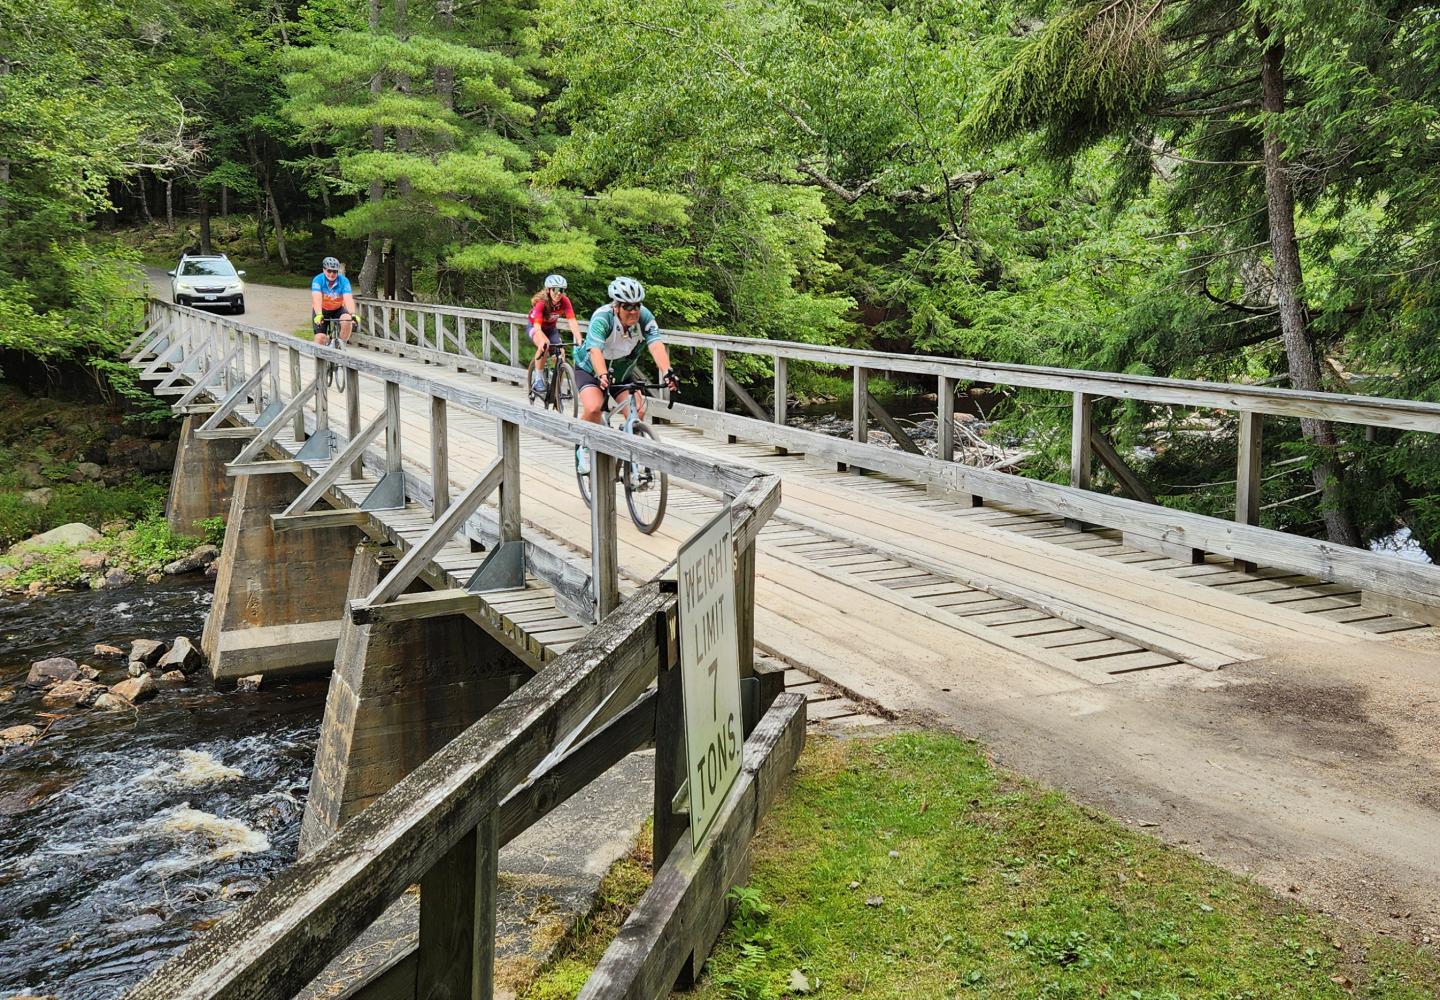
415 809 498 1000
938 375 956 463
272 508 373 533
866 396 923 454
1360 590 1440 627
852 367 868 446
1090 430 1154 504
723 370 770 422
431 396 450 519
349 588 484 625
591 451 620 618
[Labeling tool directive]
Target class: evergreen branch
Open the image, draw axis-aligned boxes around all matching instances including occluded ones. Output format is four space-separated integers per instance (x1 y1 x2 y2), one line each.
1150 98 1258 118
792 163 1012 205
1201 281 1272 314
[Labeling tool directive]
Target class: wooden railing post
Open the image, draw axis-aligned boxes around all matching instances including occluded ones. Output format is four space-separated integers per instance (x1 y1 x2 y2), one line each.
431 397 450 519
499 419 520 543
712 349 726 415
509 323 520 371
416 808 499 1000
852 366 869 445
1236 410 1263 571
267 341 280 413
590 451 620 619
1066 391 1095 530
384 380 402 475
347 373 363 479
483 318 495 380
313 355 329 435
651 600 691 988
289 348 304 441
773 356 788 426
938 375 956 462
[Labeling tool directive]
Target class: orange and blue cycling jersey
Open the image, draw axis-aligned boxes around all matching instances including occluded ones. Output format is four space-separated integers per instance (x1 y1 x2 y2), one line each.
311 271 353 311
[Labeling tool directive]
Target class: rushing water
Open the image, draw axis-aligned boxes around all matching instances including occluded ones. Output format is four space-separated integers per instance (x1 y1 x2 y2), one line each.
0 581 327 999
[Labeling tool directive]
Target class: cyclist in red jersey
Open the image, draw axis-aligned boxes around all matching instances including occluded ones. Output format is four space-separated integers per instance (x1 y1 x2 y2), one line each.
528 274 582 395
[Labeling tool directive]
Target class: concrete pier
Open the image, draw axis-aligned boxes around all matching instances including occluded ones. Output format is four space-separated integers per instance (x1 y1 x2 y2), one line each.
166 414 242 536
298 542 533 853
201 472 360 681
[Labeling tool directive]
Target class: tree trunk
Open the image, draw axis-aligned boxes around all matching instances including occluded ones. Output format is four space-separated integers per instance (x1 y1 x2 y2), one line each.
266 185 289 269
357 0 386 296
221 185 228 217
256 194 270 262
1258 27 1359 547
396 249 413 301
198 191 213 255
310 142 333 214
164 178 174 229
435 0 455 113
139 177 155 225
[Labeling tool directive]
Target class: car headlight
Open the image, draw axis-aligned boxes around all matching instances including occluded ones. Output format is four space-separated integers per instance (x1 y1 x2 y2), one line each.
176 281 196 293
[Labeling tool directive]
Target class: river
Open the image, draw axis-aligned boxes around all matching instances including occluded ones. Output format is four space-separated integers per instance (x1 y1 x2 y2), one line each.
0 580 327 999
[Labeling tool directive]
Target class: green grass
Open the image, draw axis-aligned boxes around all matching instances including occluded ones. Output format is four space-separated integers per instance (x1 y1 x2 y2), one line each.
524 733 1440 1000
0 515 204 589
0 478 170 549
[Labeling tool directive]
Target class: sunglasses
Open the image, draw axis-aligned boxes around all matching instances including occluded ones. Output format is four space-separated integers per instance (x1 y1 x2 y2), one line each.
324 269 338 275
616 303 641 313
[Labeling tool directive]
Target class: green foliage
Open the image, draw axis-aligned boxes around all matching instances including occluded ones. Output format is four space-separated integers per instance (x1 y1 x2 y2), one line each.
0 479 169 550
197 515 227 549
0 513 198 590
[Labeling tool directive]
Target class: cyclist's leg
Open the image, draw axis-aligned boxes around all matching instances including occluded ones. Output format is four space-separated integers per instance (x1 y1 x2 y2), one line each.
313 314 329 346
339 311 354 342
575 369 606 424
528 328 551 392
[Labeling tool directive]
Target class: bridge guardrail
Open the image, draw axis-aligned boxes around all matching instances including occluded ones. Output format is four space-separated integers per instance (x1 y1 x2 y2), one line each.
123 299 795 998
349 296 1440 623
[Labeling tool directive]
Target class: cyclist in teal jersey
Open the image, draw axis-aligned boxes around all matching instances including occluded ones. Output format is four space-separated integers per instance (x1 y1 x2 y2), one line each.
574 276 677 474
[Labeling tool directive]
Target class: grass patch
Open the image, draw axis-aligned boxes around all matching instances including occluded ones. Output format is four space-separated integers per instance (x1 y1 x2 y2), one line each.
687 733 1440 999
0 515 204 590
523 733 1440 999
510 822 654 999
0 478 170 549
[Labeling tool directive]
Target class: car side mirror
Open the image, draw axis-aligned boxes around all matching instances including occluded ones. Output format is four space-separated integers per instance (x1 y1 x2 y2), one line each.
167 270 176 276
237 270 246 277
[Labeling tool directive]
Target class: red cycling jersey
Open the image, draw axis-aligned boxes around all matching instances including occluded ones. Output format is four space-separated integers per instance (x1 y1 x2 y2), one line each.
528 294 575 335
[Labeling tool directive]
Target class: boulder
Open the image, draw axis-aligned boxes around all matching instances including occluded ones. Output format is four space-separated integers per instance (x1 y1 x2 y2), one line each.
11 523 102 552
235 674 262 693
189 544 219 567
93 643 125 659
26 580 45 595
77 551 108 574
204 563 219 580
159 670 189 685
18 462 48 488
0 565 18 583
127 660 146 678
26 656 81 688
77 664 100 681
22 487 54 506
68 462 104 483
129 639 167 667
0 687 14 703
145 572 163 585
110 673 157 704
163 545 218 575
0 724 40 746
93 692 131 712
101 568 133 589
157 636 203 674
42 679 106 708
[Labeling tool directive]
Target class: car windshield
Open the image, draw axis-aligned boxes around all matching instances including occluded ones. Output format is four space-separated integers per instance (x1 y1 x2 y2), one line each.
179 260 237 278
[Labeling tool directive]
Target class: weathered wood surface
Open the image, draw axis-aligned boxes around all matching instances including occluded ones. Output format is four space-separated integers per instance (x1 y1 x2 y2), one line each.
577 692 807 1000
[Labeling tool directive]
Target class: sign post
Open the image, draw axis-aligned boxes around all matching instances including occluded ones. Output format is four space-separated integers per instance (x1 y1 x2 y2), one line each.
677 506 743 852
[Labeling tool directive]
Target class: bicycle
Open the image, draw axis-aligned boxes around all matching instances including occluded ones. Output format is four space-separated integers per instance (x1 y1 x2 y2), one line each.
318 316 360 392
576 379 674 534
528 343 577 416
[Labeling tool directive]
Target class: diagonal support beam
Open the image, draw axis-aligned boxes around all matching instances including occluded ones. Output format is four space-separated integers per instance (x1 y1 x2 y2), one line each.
230 380 319 467
355 457 506 612
123 318 164 359
866 396 924 455
172 344 243 411
278 410 389 520
139 335 188 380
199 362 270 433
722 371 771 423
1090 429 1155 504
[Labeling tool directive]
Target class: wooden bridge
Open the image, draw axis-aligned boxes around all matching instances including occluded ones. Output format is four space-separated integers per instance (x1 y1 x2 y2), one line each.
121 294 1440 996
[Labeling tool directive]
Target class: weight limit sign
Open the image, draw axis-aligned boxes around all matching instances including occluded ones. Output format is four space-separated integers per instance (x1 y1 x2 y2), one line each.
677 506 743 852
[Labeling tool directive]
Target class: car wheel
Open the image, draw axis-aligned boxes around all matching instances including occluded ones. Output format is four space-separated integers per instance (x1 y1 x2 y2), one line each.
232 300 245 316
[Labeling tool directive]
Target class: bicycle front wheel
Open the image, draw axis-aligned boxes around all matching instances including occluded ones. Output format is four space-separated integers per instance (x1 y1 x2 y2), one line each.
552 363 577 417
623 422 668 534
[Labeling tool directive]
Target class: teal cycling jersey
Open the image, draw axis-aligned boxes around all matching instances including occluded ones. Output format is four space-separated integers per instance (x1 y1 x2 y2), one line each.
576 304 661 378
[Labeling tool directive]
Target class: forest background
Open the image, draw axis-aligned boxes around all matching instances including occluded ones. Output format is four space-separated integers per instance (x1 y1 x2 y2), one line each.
3 0 1439 556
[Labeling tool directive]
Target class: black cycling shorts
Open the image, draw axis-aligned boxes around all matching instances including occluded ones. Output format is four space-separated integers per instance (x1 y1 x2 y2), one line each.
314 306 348 333
574 367 633 400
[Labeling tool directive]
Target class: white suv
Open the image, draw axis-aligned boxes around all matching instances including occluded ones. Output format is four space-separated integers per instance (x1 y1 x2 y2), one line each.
169 254 246 314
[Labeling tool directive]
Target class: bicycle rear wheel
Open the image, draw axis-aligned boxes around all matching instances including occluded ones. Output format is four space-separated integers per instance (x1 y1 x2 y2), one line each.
332 345 348 392
623 422 668 534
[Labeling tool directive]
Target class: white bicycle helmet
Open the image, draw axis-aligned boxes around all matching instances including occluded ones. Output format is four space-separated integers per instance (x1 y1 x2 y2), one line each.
543 274 567 290
321 256 341 271
607 276 645 304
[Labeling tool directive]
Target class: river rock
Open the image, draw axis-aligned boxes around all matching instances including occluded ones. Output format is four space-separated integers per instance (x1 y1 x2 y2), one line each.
145 572 163 585
235 674 262 693
159 670 189 685
0 565 18 582
77 551 107 574
18 462 47 489
0 724 39 746
43 679 106 708
110 674 157 704
163 544 219 575
93 692 131 712
77 664 100 681
0 687 14 703
204 563 219 580
68 462 104 483
22 487 54 506
157 636 202 674
129 639 168 667
101 567 133 589
26 656 81 688
12 523 102 552
94 643 125 658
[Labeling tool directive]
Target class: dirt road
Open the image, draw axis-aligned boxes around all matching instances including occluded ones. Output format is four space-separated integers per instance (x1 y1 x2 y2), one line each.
145 266 312 336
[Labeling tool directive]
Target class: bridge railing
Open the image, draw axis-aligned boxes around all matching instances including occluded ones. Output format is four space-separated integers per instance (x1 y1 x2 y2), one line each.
350 296 1440 623
125 300 797 998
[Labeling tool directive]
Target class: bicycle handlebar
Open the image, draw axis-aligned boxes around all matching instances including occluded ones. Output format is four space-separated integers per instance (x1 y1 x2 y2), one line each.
602 380 678 410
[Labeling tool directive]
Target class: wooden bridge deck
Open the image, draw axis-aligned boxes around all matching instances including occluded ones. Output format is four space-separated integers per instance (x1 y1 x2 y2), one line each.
139 302 1440 945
